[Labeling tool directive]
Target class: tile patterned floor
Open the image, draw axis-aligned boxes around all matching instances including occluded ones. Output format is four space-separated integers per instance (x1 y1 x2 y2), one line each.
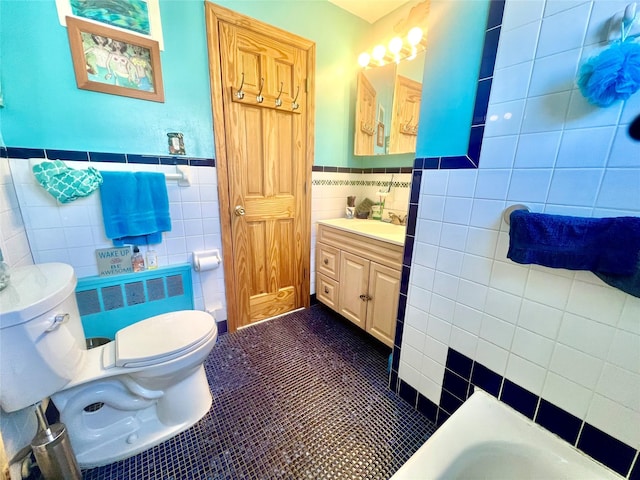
82 305 435 479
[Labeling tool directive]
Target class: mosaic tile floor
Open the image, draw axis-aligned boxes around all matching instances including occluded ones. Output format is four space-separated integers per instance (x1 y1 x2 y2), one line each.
82 305 436 479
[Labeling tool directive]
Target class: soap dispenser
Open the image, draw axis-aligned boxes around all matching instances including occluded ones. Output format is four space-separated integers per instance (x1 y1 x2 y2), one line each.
132 246 145 272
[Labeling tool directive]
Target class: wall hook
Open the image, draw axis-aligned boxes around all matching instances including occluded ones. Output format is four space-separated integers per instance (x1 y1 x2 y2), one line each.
275 82 284 107
292 85 300 110
256 77 265 103
235 73 245 99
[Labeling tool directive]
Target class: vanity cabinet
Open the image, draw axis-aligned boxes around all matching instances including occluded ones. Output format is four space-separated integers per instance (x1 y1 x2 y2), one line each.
316 223 403 347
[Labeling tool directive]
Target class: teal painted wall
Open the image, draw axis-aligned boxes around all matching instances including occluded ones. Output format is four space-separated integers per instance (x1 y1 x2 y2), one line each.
0 0 368 166
0 0 489 168
416 0 489 157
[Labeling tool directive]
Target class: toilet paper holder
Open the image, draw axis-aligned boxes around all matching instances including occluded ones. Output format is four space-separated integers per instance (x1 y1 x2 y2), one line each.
192 250 222 272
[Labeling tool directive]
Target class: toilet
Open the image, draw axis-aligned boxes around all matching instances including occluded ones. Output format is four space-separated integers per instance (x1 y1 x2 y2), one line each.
0 263 218 468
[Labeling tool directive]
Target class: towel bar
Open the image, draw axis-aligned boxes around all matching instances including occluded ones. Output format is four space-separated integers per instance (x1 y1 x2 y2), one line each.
164 165 190 187
503 204 530 225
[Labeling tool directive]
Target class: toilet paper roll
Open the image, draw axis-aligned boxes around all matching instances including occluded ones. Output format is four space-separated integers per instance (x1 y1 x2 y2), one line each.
194 255 220 272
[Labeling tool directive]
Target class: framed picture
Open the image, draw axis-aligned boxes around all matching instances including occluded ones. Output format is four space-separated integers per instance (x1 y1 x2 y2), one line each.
66 17 164 102
55 0 164 50
378 104 385 123
377 122 385 147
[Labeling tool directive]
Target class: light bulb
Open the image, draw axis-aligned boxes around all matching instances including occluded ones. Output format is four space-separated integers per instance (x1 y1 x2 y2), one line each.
407 27 423 46
388 37 403 54
358 52 371 67
372 44 386 64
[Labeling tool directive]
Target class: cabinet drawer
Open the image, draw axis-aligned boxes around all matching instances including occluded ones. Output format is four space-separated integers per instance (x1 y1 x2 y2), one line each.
316 273 339 310
316 243 340 280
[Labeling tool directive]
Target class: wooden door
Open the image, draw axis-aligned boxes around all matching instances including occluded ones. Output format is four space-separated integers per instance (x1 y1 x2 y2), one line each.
389 75 422 154
338 252 369 328
354 71 376 155
366 263 400 347
206 4 315 330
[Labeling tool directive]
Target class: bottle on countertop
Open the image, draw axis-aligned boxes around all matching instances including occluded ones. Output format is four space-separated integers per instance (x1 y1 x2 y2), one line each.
146 249 158 270
132 246 145 272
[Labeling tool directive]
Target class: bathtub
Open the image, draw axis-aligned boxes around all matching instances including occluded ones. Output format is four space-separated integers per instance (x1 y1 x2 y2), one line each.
391 390 623 479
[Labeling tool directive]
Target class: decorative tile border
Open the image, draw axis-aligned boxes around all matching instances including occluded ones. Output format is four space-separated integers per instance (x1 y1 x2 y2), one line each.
397 347 640 479
312 178 411 189
312 166 413 174
1 146 215 167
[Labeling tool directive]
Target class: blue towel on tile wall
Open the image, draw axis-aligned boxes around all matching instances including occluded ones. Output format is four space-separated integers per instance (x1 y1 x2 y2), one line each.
507 210 640 275
594 254 640 298
99 171 171 247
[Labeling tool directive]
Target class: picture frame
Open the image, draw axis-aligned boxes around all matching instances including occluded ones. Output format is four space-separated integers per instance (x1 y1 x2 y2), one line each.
55 0 164 50
377 122 385 147
66 16 164 103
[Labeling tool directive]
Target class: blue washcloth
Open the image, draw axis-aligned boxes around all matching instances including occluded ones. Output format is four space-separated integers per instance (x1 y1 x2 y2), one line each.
99 171 171 247
507 210 640 275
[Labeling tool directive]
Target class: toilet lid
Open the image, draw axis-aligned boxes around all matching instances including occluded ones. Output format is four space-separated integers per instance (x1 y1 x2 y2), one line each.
115 310 215 367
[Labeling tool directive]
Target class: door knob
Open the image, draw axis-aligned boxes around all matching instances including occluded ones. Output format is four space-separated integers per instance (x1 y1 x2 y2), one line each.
234 205 246 216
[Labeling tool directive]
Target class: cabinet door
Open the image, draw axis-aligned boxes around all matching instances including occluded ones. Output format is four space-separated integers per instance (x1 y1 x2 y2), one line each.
366 262 401 347
338 252 370 328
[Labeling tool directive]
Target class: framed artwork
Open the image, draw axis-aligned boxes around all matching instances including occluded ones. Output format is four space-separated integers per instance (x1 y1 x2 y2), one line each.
66 17 164 102
56 0 164 50
377 122 385 147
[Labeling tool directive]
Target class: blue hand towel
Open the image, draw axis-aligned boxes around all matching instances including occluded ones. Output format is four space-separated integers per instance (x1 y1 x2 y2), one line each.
99 171 171 247
507 210 640 275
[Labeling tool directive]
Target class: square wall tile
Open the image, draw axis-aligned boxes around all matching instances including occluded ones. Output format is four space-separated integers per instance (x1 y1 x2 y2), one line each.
521 91 571 133
514 131 562 168
495 21 541 68
556 126 615 168
536 3 590 58
535 398 582 445
529 48 581 96
507 168 553 203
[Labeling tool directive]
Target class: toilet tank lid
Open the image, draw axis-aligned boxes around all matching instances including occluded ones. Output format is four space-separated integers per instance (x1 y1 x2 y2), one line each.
0 263 77 328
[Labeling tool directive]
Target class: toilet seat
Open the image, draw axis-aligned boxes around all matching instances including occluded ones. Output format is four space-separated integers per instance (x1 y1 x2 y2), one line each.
106 311 216 368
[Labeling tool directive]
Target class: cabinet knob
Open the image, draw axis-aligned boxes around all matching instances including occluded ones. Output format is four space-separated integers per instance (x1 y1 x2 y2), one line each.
359 294 372 301
324 258 329 265
324 287 329 294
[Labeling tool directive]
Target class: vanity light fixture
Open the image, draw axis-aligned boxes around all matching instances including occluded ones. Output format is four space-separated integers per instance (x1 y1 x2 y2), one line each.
372 44 387 66
358 26 426 68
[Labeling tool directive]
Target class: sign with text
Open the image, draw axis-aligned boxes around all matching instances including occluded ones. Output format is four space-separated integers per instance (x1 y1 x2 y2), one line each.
96 247 133 276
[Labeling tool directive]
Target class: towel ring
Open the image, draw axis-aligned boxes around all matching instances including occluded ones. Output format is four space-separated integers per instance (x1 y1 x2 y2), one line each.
503 204 530 225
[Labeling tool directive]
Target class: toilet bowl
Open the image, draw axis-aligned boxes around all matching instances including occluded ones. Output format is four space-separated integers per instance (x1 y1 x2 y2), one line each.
0 263 218 468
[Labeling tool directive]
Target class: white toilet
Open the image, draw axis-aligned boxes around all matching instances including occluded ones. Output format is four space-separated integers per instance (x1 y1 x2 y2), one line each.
0 263 218 468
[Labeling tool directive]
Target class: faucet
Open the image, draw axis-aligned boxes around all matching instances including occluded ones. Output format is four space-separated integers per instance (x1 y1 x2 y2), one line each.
388 212 407 226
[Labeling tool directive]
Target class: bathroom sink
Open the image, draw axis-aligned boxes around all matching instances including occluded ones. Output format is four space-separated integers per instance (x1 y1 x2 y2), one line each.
317 218 406 245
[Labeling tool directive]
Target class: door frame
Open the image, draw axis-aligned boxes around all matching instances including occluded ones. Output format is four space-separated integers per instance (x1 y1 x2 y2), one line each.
205 2 315 332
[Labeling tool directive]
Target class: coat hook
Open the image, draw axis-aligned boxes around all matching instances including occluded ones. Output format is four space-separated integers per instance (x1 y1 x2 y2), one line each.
235 73 245 99
256 77 265 103
292 85 300 110
275 82 284 107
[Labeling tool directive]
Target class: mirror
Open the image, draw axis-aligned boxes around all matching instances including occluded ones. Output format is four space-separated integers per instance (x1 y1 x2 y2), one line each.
354 50 426 156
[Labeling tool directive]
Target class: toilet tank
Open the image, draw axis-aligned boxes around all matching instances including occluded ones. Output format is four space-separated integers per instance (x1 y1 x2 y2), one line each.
0 263 87 412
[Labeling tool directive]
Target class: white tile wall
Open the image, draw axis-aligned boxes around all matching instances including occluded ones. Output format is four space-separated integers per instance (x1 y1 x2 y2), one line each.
399 0 640 451
6 159 226 315
0 158 32 267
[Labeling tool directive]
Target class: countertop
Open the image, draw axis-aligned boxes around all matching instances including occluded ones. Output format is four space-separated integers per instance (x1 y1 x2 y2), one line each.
317 218 406 246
